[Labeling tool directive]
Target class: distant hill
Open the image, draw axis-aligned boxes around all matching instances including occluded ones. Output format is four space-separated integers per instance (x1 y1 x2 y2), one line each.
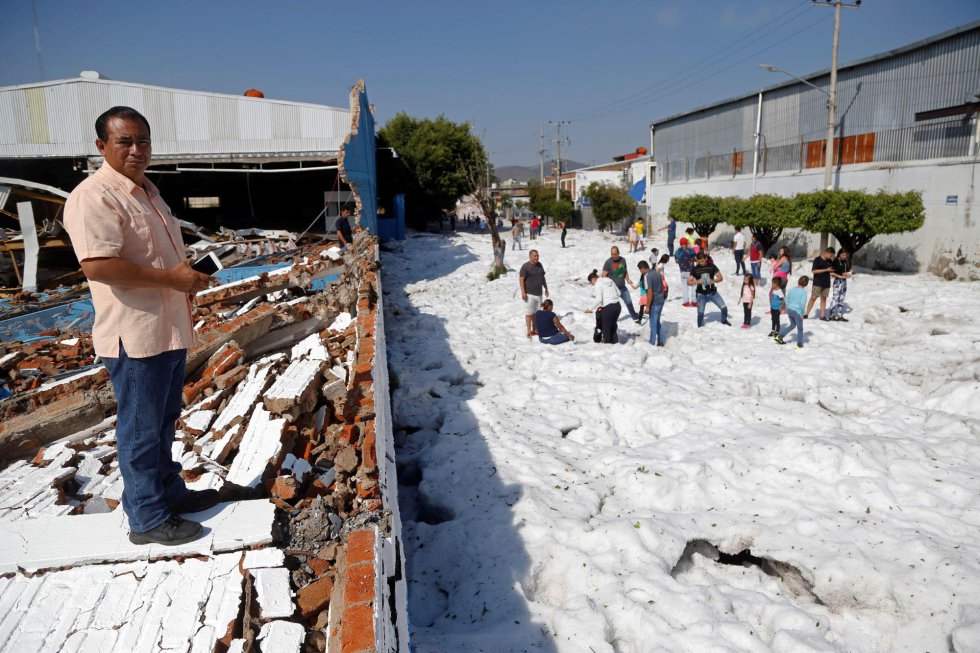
494 160 588 183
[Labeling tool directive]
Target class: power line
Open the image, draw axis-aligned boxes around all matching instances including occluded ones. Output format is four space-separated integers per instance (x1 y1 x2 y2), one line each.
573 13 833 124
566 1 812 122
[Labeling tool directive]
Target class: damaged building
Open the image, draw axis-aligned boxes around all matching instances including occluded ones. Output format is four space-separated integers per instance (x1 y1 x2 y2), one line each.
0 78 409 652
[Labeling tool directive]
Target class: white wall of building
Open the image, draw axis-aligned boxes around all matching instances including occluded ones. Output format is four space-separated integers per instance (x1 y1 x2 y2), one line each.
574 170 624 200
646 157 979 280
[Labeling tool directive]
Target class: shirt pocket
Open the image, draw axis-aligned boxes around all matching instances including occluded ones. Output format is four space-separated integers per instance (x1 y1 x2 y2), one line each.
124 212 162 266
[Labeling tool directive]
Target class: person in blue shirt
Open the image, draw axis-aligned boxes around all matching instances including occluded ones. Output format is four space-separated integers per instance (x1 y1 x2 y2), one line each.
534 299 574 345
659 215 677 257
769 276 785 337
776 275 809 348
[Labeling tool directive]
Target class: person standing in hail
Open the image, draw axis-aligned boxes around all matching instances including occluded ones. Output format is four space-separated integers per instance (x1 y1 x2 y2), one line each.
748 233 764 285
732 227 746 276
602 246 640 322
688 251 731 328
640 260 668 346
64 106 218 546
674 238 696 307
519 249 549 338
829 248 853 321
658 215 677 257
634 217 645 250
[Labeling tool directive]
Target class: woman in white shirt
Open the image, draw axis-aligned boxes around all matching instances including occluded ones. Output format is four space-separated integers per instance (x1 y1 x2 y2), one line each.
589 269 622 344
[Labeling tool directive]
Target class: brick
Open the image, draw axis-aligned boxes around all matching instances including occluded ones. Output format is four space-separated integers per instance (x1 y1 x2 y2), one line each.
356 480 379 500
344 561 374 604
340 603 374 653
309 557 331 577
271 475 299 501
296 574 334 619
361 422 377 472
346 530 374 566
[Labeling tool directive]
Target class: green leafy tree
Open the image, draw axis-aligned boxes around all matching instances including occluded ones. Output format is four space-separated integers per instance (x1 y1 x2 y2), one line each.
669 195 722 238
582 182 635 231
378 113 488 228
794 189 925 253
527 182 574 223
722 194 796 252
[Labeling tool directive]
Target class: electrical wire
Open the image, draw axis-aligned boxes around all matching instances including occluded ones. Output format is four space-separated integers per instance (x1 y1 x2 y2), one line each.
574 13 833 124
566 1 813 122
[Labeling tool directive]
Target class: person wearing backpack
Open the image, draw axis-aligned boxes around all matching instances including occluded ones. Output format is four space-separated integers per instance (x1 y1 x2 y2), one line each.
640 260 668 346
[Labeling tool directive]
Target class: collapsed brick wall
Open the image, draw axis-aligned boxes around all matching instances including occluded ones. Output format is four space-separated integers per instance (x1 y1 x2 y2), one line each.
324 241 409 653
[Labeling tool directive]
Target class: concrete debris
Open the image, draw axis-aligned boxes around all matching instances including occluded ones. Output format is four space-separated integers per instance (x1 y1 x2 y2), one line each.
0 232 389 650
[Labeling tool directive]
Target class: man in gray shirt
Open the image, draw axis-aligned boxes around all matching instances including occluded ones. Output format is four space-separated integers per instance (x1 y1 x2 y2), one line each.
639 260 667 346
519 249 549 338
602 246 639 321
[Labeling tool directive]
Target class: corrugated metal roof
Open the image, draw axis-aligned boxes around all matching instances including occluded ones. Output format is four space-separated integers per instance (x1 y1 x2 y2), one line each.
651 19 980 127
0 77 352 160
651 20 980 180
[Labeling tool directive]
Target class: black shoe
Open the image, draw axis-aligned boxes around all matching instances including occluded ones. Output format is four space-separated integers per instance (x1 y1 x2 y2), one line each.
774 334 786 345
802 315 808 320
173 489 221 514
839 317 849 322
721 320 732 326
129 515 204 546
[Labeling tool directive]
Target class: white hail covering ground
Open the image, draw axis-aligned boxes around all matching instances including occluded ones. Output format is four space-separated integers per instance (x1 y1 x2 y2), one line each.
383 227 980 653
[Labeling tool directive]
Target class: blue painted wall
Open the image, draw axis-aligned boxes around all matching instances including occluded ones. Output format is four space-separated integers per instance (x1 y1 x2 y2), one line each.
341 82 379 235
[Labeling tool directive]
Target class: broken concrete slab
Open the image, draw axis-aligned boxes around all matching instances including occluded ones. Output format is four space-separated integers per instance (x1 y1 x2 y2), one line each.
263 358 323 414
225 405 287 489
252 567 295 620
0 500 275 574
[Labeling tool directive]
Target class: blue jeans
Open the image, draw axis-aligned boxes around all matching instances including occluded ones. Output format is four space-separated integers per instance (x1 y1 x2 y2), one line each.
647 301 665 345
667 235 675 257
781 309 805 346
734 250 745 275
696 291 728 327
751 261 761 282
539 332 570 345
618 285 638 319
102 343 189 532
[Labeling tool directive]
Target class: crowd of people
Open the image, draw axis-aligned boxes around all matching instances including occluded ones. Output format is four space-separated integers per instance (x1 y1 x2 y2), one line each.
516 218 854 349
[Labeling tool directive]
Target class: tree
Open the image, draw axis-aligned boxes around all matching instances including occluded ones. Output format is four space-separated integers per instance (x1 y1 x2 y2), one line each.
377 113 488 228
462 155 507 279
794 189 925 253
722 194 796 252
669 195 722 238
527 182 574 223
582 182 635 231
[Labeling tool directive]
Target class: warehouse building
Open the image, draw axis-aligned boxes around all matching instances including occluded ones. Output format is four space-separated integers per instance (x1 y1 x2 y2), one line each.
0 72 358 233
647 20 980 278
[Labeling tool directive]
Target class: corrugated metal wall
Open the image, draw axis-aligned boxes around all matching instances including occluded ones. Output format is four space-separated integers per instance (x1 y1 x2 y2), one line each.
653 24 980 183
0 79 351 159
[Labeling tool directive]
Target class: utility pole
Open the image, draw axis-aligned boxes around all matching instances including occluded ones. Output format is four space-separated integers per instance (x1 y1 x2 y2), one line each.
813 0 860 249
549 120 570 201
538 123 546 184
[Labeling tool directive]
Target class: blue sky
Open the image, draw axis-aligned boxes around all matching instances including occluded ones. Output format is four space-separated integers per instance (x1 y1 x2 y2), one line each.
1 1 977 166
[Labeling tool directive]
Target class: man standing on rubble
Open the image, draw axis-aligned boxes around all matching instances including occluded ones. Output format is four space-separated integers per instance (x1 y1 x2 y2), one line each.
64 106 218 546
336 208 354 252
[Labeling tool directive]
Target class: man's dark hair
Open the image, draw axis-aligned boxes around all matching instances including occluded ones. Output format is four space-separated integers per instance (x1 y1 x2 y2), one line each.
695 252 707 259
95 106 151 141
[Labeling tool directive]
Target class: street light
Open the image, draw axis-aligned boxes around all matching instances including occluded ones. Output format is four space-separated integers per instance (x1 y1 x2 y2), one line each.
758 64 830 99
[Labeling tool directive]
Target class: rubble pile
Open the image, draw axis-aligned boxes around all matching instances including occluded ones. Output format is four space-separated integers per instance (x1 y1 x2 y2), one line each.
0 330 96 394
0 232 391 652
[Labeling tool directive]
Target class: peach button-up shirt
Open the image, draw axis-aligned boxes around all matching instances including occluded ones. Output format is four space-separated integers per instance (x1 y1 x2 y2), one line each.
64 163 195 359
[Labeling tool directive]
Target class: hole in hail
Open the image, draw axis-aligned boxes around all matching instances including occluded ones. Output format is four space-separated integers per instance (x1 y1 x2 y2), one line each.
671 539 824 606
